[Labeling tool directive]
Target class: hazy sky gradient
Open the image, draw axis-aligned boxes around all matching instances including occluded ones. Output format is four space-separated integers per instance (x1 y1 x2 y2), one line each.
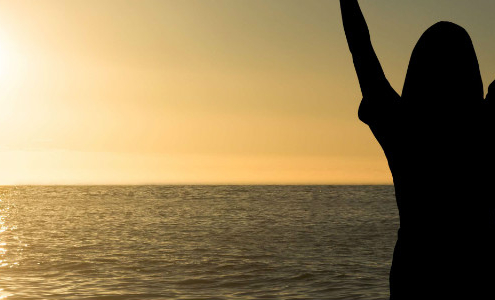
1 0 495 184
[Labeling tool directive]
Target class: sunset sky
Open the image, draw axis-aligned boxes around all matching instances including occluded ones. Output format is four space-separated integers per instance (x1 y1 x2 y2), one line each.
1 0 495 184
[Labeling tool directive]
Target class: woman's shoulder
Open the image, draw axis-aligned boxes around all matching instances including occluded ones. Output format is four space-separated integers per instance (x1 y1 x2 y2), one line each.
358 91 401 126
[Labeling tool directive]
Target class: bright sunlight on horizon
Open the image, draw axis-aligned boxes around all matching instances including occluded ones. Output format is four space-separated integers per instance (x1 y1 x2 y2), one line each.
2 0 495 185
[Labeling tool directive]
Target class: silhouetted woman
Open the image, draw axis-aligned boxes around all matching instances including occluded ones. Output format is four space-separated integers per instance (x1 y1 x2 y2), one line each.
340 1 495 299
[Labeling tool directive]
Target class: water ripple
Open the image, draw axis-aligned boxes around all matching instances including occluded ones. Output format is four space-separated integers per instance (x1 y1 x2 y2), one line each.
0 185 397 299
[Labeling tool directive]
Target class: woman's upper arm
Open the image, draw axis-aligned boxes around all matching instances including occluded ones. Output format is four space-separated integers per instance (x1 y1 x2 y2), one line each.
340 0 399 101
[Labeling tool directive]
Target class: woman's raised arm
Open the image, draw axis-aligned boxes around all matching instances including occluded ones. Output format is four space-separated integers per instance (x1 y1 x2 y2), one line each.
340 0 397 99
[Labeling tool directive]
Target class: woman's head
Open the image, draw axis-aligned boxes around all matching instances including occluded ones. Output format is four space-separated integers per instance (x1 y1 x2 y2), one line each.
402 22 483 110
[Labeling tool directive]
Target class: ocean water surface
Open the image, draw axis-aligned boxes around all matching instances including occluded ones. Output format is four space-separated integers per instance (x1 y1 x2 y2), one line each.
0 185 398 300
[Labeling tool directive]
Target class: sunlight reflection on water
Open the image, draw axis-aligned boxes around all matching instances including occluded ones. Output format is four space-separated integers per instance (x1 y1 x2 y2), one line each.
0 185 397 300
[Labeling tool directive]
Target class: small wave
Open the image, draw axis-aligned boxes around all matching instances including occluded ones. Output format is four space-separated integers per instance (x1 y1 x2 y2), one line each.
289 272 315 281
176 278 216 285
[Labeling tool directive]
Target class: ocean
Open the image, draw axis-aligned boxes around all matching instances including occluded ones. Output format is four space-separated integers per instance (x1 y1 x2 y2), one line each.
0 185 398 300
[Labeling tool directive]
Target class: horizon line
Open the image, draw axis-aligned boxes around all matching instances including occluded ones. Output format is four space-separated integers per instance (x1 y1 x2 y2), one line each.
0 183 394 187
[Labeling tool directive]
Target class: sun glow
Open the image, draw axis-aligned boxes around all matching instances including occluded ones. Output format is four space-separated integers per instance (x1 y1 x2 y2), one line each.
0 32 11 81
0 28 28 128
0 36 11 123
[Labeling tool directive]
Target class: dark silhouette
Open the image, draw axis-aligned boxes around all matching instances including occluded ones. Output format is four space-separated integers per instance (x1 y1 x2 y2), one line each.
340 1 495 299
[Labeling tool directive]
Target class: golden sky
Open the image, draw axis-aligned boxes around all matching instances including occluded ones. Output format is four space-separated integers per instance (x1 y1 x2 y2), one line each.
1 0 495 184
